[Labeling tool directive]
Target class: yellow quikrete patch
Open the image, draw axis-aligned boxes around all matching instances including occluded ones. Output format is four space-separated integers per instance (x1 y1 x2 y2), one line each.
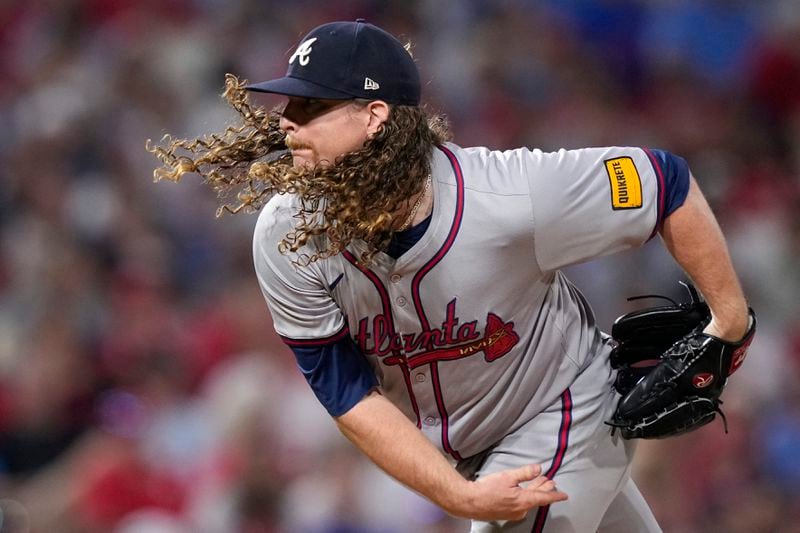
605 157 643 210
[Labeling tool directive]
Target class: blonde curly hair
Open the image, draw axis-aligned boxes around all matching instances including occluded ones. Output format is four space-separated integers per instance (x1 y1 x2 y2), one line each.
148 74 450 265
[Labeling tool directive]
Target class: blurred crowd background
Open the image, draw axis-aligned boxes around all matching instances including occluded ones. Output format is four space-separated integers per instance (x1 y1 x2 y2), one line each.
1 0 799 531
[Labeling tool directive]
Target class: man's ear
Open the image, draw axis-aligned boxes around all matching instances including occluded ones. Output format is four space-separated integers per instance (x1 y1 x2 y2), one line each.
365 100 390 138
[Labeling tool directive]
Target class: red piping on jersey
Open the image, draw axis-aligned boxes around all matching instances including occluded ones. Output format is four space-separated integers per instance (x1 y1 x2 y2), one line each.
532 389 573 533
643 147 666 240
280 324 351 347
429 362 462 460
342 249 422 427
411 144 466 331
410 144 466 460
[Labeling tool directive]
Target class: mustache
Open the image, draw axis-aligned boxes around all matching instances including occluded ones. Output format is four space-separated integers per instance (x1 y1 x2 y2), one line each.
285 137 312 151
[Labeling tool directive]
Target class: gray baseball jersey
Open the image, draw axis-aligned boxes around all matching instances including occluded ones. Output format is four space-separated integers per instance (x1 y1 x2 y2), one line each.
253 143 664 461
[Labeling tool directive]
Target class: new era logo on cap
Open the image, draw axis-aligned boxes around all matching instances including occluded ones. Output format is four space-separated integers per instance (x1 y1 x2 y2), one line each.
245 20 421 106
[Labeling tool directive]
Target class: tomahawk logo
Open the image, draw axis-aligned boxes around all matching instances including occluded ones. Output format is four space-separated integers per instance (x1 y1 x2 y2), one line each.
289 37 318 66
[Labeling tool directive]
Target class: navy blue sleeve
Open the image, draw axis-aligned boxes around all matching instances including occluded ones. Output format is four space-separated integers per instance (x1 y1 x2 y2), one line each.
648 149 691 218
285 329 378 417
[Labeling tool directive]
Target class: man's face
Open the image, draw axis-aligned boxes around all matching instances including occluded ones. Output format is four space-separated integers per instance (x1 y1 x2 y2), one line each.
279 97 373 168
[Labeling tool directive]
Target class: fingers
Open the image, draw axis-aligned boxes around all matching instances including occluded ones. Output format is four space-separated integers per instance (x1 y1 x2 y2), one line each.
533 486 569 503
508 463 542 484
510 465 569 506
518 468 569 506
520 478 568 509
489 464 567 497
526 475 553 490
506 480 568 521
462 468 569 522
526 477 567 495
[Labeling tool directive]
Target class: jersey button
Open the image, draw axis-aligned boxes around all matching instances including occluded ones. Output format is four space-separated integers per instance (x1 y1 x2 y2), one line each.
396 296 407 306
424 416 437 426
414 373 426 383
390 274 401 283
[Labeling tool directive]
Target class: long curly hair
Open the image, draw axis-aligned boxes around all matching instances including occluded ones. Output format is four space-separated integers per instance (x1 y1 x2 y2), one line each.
147 74 451 265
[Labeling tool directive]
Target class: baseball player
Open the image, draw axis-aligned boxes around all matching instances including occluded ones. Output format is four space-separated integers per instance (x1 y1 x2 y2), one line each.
150 19 753 532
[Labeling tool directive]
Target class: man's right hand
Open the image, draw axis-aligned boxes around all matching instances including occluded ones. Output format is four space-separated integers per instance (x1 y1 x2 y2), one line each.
337 393 568 523
448 464 569 522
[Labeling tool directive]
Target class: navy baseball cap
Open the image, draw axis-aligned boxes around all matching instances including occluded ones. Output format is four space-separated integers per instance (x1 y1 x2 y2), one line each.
246 19 421 106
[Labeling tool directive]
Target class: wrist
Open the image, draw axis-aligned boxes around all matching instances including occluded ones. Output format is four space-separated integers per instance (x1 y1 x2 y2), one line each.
703 309 750 342
439 479 477 518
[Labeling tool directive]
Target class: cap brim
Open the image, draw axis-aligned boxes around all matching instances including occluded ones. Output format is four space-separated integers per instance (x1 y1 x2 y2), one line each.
245 76 354 100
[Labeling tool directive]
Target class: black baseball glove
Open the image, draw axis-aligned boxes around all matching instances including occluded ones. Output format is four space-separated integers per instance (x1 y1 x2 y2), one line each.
607 282 756 439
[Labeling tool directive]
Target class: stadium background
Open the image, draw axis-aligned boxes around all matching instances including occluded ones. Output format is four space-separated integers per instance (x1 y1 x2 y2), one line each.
1 0 799 531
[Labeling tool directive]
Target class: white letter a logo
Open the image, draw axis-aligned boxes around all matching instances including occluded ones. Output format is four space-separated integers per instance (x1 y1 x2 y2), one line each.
289 37 318 66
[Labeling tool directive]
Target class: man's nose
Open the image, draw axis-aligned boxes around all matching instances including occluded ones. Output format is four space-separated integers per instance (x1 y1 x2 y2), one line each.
279 113 296 133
